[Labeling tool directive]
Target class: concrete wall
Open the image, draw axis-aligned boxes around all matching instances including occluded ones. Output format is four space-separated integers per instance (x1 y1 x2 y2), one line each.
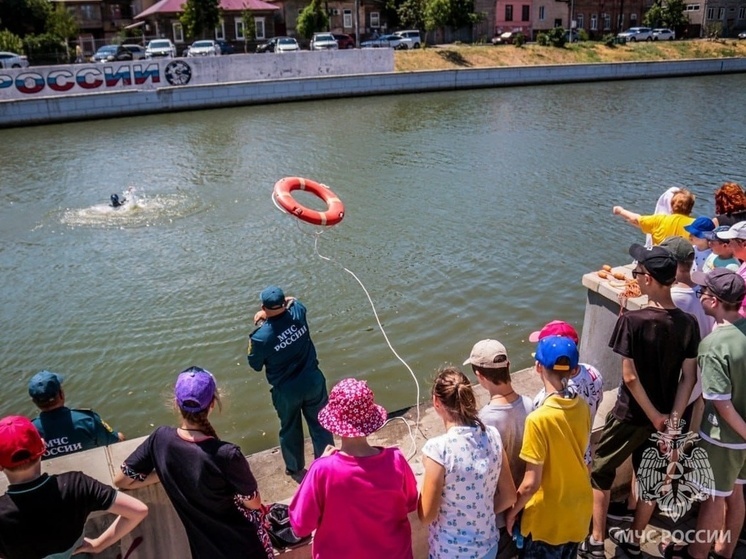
579 264 648 390
1 56 746 128
0 49 394 101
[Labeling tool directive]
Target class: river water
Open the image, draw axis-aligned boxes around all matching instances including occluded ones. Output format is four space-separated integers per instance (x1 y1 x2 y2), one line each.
2 73 745 453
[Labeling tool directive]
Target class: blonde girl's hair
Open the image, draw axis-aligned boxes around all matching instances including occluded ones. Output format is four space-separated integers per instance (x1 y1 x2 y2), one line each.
432 366 485 431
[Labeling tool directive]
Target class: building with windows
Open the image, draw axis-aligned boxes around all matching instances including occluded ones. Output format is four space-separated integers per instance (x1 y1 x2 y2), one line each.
133 0 280 51
50 0 135 40
692 0 745 37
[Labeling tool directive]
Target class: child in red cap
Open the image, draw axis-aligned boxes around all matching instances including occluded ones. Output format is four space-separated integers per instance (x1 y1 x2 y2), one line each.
0 415 147 558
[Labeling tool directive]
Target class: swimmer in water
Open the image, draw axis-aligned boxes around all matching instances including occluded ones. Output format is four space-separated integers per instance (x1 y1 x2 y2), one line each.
110 193 127 208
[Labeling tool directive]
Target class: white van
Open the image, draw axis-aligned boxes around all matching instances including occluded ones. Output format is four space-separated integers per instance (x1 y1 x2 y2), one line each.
393 30 422 48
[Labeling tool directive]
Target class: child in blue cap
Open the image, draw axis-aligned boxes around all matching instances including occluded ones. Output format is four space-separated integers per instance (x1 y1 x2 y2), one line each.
506 336 592 559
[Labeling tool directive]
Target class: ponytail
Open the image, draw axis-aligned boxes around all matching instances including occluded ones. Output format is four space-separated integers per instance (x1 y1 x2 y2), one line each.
432 366 485 431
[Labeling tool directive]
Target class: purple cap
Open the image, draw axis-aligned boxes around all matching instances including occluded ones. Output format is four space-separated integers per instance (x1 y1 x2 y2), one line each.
174 366 216 413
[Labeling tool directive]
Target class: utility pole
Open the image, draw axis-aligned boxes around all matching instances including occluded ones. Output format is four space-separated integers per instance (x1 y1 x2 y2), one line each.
354 0 360 46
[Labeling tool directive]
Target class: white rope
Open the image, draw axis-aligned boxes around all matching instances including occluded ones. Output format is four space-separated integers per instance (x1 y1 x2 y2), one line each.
272 191 422 459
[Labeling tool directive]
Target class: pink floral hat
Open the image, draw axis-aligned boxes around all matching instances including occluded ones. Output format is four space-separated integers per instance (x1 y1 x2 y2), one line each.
318 378 387 438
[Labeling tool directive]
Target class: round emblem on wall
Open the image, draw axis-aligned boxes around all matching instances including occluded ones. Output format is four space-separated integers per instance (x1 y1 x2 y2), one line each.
164 61 192 86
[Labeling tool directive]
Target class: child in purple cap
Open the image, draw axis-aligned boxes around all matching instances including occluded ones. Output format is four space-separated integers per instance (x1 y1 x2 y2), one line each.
419 367 516 559
289 378 418 559
115 366 273 559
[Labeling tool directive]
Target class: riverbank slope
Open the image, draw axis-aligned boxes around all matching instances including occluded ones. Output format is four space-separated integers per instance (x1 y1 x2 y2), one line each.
394 39 746 71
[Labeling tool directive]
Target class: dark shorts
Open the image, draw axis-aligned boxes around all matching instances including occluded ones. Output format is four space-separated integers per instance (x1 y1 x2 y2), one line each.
590 413 656 491
520 535 579 559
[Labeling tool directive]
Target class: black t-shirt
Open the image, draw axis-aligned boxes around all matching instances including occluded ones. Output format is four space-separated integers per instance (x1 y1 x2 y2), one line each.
124 426 265 559
0 471 116 559
609 306 700 426
716 210 746 227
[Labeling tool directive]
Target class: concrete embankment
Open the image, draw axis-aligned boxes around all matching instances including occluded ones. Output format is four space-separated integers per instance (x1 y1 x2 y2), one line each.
1 52 745 128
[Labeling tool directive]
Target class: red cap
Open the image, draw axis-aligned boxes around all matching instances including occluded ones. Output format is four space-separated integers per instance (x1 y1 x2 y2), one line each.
528 320 579 344
0 416 45 469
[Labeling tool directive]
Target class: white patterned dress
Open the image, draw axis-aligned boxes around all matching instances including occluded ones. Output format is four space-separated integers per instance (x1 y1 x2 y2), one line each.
421 424 503 559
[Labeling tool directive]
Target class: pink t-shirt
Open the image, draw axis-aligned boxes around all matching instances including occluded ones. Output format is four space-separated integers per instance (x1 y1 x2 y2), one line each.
289 446 418 559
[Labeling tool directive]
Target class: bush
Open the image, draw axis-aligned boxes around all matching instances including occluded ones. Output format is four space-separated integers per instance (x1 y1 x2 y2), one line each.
603 33 616 47
546 27 567 47
536 32 549 46
0 30 24 54
578 28 589 41
23 33 67 65
514 32 525 47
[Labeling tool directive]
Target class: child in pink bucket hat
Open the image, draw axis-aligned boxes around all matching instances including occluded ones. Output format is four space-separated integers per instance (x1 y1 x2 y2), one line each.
290 378 418 559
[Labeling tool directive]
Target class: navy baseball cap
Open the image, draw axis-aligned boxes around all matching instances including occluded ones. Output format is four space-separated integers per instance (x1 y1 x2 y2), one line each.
684 216 715 238
704 225 731 241
535 336 579 372
28 371 63 401
261 286 285 309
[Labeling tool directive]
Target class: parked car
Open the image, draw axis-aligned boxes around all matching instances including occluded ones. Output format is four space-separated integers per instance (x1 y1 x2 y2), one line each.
565 29 580 42
256 37 280 53
739 30 746 39
216 39 235 54
491 31 521 45
310 33 339 51
617 27 653 42
188 39 221 56
652 28 676 40
92 45 133 62
122 44 146 59
360 34 409 49
145 39 177 58
0 51 29 69
393 30 422 48
332 33 355 49
275 37 301 53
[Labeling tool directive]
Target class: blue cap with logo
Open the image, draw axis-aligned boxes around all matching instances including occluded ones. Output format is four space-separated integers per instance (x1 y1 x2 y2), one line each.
535 336 579 373
261 286 286 309
684 216 716 238
28 371 64 401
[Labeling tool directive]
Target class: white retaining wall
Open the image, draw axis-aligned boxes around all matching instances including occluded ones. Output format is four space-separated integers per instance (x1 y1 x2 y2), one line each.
1 57 745 128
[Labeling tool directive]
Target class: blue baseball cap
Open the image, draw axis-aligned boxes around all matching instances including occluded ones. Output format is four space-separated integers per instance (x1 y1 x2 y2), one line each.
261 286 285 309
684 216 716 238
28 371 64 401
535 336 579 372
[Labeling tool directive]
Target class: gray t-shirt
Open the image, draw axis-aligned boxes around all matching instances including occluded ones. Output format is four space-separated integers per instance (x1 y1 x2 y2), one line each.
479 394 532 528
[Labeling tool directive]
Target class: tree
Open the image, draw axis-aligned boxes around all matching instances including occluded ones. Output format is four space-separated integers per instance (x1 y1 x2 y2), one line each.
180 0 221 40
47 4 78 60
423 0 480 33
643 0 687 29
241 8 256 53
0 0 50 37
296 0 328 39
397 0 425 30
0 29 24 53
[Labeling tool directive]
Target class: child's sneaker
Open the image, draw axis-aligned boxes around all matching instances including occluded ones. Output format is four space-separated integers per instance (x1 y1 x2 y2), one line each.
609 527 642 558
607 501 636 522
578 535 605 559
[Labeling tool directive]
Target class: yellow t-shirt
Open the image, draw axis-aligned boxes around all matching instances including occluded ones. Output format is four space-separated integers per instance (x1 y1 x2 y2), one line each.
519 395 592 545
638 214 695 246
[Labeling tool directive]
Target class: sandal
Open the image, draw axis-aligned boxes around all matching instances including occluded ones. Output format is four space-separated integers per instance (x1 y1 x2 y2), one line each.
659 542 695 559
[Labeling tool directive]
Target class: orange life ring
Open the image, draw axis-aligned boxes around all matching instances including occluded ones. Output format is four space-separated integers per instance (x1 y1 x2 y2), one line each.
273 177 345 226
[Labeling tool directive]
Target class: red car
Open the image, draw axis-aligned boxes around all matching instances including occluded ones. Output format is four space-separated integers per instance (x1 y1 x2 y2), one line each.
332 33 356 49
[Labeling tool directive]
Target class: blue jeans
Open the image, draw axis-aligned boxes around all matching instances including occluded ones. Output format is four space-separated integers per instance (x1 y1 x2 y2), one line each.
521 536 579 559
271 370 334 472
